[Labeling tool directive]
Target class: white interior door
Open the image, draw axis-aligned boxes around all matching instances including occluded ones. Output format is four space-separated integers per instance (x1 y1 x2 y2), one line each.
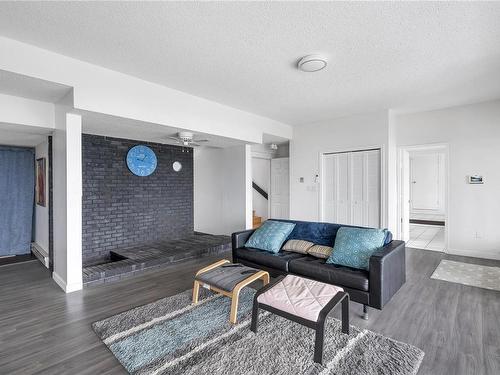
270 158 289 219
410 154 441 211
321 149 380 227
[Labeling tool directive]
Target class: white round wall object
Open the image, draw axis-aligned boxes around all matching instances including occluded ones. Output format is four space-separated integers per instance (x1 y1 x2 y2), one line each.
173 161 182 172
297 55 328 72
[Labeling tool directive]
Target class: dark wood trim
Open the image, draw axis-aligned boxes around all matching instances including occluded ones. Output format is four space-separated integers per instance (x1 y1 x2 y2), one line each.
410 219 445 226
48 135 54 273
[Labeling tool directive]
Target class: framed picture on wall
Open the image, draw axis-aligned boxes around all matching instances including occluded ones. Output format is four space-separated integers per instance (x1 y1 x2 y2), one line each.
36 157 46 206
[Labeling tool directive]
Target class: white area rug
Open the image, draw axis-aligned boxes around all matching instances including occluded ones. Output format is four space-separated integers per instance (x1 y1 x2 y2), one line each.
431 260 500 291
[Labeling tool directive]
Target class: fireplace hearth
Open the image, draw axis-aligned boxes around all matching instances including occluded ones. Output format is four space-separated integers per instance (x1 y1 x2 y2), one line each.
82 232 231 286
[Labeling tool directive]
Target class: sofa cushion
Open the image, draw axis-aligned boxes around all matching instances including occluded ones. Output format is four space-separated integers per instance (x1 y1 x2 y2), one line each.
307 244 333 259
327 227 387 270
245 220 296 253
289 255 369 291
282 239 314 254
234 247 304 272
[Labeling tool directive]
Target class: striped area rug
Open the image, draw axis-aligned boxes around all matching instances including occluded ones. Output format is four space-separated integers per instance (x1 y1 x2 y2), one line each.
93 288 424 375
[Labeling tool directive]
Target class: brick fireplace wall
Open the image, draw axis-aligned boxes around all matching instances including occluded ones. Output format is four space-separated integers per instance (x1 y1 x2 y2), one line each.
82 134 193 265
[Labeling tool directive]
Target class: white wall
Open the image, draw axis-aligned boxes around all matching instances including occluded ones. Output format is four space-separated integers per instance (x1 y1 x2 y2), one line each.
34 139 49 253
290 111 391 228
275 143 290 158
395 100 500 260
194 145 251 235
0 93 54 128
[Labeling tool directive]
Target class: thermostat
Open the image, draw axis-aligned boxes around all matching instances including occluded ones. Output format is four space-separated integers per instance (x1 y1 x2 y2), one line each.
468 175 483 184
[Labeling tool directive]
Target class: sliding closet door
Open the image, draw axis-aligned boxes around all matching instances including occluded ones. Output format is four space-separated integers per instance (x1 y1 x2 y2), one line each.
322 153 350 224
322 154 336 223
321 149 380 228
363 150 381 227
350 151 365 226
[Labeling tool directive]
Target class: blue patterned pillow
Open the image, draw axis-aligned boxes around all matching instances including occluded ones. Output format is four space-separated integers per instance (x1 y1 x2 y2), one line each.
326 227 387 270
245 220 296 253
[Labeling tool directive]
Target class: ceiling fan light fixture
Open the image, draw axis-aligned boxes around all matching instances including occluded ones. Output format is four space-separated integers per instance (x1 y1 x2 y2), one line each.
167 131 209 147
297 54 328 72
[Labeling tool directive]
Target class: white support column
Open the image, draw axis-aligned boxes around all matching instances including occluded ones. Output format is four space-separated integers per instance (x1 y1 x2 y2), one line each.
52 108 83 293
244 144 253 230
65 113 83 291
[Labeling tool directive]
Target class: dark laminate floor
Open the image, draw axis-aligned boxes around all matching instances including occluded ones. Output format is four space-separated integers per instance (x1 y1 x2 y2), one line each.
0 248 499 375
0 254 36 267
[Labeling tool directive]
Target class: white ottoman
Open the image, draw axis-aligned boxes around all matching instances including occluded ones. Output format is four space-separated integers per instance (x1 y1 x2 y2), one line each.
251 274 350 364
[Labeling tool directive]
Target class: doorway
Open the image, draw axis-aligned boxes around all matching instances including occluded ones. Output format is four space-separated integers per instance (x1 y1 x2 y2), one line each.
251 157 270 228
398 144 448 252
0 146 36 265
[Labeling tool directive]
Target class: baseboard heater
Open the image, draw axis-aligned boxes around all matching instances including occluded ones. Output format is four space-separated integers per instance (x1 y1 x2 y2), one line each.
409 219 445 226
31 242 49 268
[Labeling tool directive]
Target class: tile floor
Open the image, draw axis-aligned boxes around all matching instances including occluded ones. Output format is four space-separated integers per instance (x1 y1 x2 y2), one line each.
407 223 446 251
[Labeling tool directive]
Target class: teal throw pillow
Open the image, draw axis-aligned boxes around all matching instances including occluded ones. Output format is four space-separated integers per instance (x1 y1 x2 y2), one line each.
245 220 296 253
327 227 387 270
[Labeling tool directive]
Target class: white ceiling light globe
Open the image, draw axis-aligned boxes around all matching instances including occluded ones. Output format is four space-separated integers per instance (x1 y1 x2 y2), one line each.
297 55 328 72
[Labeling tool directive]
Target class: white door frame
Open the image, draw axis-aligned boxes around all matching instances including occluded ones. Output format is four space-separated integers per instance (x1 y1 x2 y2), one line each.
397 143 449 251
318 144 386 227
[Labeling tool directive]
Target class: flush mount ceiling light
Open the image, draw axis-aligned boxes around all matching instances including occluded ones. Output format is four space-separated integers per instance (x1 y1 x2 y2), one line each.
297 54 328 72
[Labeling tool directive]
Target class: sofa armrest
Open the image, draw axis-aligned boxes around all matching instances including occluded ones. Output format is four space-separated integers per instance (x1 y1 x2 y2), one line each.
232 229 255 250
231 229 255 263
369 240 406 309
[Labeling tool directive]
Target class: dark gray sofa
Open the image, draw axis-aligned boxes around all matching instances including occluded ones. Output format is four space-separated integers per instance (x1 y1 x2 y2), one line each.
232 219 406 315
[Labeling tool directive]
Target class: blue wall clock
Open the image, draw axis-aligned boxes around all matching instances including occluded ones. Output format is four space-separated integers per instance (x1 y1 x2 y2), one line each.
126 145 157 176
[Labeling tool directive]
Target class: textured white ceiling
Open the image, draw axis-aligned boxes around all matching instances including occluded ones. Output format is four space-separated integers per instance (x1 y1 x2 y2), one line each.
1 2 500 125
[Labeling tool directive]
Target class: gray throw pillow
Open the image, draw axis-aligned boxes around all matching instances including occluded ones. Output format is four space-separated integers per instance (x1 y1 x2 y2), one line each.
282 240 314 254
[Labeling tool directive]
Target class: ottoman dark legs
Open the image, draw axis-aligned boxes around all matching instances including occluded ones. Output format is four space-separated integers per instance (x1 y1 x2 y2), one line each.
251 276 350 365
250 276 281 334
313 293 350 363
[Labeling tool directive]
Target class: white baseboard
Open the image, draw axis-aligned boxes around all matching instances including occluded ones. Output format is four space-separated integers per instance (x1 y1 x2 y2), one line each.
52 272 83 293
446 248 500 261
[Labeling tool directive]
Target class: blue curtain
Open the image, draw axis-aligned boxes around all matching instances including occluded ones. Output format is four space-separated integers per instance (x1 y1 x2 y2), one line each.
0 146 34 256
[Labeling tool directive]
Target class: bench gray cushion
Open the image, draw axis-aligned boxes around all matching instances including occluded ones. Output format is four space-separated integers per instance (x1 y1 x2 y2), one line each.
195 264 260 292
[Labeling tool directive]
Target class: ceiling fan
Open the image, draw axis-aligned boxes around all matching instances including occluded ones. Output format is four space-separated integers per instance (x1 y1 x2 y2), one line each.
167 131 209 147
